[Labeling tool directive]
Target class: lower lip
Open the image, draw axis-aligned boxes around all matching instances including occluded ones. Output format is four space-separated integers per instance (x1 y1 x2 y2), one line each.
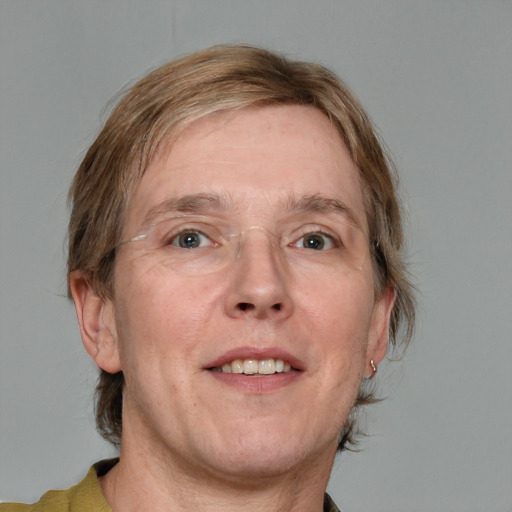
206 370 302 393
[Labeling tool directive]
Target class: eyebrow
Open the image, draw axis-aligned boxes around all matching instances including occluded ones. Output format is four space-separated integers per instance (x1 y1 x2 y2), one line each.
142 192 362 229
282 193 362 229
142 193 229 226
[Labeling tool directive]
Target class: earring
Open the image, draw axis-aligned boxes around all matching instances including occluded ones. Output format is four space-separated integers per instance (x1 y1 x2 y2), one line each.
370 360 377 373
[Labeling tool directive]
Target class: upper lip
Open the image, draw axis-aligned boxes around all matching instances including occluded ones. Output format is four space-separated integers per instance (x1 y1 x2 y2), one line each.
204 346 305 371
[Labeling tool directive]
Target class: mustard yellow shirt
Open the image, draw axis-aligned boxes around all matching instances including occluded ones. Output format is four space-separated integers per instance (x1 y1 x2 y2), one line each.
1 459 341 512
0 459 115 512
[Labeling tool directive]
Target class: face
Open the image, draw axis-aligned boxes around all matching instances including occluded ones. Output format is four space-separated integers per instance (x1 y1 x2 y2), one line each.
88 105 392 481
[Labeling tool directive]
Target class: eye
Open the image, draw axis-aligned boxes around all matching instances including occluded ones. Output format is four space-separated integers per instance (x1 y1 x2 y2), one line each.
170 230 213 249
294 232 336 250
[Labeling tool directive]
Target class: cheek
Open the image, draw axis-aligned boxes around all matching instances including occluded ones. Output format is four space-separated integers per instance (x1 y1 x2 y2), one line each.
298 268 375 330
297 271 375 374
113 264 221 364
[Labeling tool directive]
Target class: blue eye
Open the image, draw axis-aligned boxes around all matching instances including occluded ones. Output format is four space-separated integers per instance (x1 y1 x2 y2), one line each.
172 231 212 249
295 233 335 250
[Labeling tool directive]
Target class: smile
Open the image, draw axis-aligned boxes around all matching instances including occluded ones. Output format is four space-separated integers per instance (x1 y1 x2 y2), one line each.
210 358 293 375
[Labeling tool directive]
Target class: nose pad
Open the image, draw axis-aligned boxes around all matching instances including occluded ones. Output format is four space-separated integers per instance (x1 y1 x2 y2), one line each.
233 226 276 259
225 226 293 319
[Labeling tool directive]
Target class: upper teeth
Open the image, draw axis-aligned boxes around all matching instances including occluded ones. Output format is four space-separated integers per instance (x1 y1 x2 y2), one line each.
218 358 292 375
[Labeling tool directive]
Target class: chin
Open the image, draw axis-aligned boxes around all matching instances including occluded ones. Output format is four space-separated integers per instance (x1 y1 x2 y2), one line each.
200 424 337 481
211 448 309 481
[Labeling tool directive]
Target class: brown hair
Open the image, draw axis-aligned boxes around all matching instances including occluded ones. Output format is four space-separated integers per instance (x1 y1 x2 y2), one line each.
68 44 415 451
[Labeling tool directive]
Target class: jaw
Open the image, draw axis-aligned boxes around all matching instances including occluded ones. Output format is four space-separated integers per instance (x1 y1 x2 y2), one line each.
113 404 339 512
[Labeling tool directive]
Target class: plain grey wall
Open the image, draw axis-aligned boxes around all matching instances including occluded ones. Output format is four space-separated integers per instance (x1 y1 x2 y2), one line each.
1 1 511 511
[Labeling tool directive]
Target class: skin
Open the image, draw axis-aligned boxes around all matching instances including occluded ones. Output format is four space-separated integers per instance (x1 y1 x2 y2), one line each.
70 105 394 512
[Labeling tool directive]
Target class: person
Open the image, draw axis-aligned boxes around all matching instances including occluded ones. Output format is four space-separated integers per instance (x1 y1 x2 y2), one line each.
1 44 415 512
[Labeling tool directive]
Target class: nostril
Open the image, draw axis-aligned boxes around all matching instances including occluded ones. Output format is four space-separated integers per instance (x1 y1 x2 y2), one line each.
234 302 284 315
237 302 254 312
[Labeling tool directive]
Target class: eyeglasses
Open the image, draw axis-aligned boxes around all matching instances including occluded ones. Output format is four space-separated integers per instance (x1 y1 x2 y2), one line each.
105 214 370 276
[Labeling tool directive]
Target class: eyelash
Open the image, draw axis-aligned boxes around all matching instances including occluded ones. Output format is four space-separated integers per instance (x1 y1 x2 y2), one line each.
292 231 339 250
164 229 216 249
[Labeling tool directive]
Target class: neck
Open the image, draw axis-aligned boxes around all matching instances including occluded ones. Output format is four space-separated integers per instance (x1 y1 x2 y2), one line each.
100 426 337 512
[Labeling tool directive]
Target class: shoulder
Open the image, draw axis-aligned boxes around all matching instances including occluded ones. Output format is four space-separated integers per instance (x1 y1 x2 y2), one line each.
0 460 117 512
1 489 72 512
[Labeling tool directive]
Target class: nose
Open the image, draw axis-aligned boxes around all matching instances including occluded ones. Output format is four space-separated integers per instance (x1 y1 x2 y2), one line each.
224 229 293 320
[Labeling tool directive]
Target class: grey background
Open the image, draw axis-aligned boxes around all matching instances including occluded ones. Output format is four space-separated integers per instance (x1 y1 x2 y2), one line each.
1 1 511 511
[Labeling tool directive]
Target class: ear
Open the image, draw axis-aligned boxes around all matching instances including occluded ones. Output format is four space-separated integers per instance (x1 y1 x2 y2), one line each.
69 271 121 373
366 284 396 376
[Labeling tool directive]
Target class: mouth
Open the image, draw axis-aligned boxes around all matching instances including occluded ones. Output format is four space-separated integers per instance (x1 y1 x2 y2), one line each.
205 350 303 393
208 358 295 375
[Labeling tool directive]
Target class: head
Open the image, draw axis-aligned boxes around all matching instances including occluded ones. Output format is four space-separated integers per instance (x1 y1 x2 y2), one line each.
67 44 415 453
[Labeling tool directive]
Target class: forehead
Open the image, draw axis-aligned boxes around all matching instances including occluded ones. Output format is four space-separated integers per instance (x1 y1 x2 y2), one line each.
125 105 366 231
